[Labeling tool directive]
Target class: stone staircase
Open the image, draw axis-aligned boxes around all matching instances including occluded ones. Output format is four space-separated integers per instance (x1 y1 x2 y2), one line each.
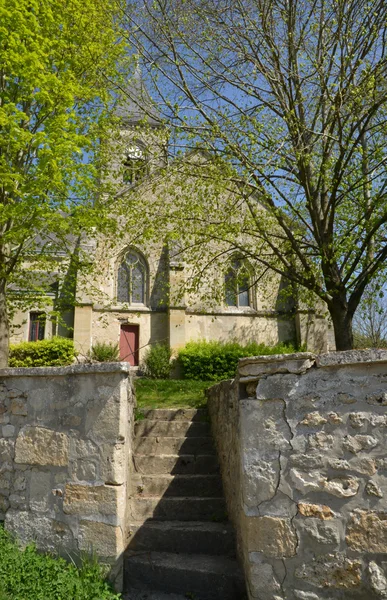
124 408 246 600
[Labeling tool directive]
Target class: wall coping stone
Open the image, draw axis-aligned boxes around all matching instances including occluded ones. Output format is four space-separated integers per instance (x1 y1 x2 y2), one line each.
316 349 387 368
0 361 130 378
239 352 316 366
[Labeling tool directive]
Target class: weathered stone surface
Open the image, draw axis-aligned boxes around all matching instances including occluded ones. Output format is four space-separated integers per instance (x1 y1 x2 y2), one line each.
335 392 357 404
30 471 51 512
243 457 279 506
0 438 14 463
290 469 322 494
308 432 333 450
0 495 9 512
240 398 291 460
294 591 320 599
15 426 69 466
323 477 359 498
63 483 124 518
369 561 387 598
78 520 123 558
298 503 334 520
5 510 74 552
343 434 378 454
10 398 27 415
327 412 342 424
239 353 315 377
300 412 327 427
295 553 361 588
289 454 324 470
2 424 15 438
249 558 282 599
366 480 383 498
246 516 297 558
367 391 387 406
258 492 297 518
296 518 340 546
347 511 387 552
317 349 387 367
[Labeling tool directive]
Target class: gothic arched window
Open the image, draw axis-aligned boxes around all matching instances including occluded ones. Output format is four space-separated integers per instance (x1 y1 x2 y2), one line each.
123 143 148 185
117 250 147 305
225 258 251 307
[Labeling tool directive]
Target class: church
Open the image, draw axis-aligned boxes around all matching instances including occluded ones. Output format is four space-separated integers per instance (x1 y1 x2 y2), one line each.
9 76 335 365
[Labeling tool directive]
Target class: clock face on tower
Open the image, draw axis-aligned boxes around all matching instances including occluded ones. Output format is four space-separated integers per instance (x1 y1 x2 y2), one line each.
126 145 144 160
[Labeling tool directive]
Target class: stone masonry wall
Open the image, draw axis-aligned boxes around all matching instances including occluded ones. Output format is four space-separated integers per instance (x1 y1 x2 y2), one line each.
207 349 387 600
0 362 134 590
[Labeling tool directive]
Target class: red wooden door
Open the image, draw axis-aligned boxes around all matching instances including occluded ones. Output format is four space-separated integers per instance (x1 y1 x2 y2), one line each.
120 324 139 366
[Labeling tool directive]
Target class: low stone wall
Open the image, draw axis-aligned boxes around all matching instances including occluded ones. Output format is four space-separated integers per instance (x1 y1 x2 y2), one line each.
0 362 134 590
207 349 387 600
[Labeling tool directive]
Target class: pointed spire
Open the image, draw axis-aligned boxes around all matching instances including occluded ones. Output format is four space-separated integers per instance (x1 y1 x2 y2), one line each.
115 64 161 127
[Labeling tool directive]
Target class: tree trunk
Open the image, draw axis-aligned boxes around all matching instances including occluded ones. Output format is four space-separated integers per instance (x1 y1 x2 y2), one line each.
0 283 9 368
328 300 354 351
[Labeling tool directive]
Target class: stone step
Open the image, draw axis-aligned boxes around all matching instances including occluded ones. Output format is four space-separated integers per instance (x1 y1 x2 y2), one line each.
133 454 219 475
135 420 211 438
133 474 223 497
139 408 209 422
134 435 216 455
127 521 236 556
124 552 246 600
130 496 227 522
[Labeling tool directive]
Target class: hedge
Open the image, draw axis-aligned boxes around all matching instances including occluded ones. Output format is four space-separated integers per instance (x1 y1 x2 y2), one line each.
177 340 299 380
9 337 76 368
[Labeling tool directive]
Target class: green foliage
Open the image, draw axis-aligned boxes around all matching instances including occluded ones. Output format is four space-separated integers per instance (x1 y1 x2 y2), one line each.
9 337 75 367
135 378 211 408
0 526 120 600
177 340 299 381
90 341 120 362
142 343 173 379
0 0 130 366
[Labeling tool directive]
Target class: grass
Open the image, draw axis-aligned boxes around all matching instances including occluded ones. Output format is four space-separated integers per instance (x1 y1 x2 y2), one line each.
134 378 214 409
0 526 120 600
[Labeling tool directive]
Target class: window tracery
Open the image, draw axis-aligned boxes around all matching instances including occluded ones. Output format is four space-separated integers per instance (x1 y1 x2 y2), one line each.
117 249 147 305
225 258 251 308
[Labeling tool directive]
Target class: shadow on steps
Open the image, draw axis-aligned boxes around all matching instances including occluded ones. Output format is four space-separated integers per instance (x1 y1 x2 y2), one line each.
124 407 247 600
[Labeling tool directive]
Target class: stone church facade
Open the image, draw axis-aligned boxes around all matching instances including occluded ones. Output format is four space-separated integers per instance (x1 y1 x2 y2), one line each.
9 78 335 364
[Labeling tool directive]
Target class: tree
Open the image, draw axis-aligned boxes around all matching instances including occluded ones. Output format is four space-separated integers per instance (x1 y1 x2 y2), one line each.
0 0 128 367
353 284 387 348
122 0 387 350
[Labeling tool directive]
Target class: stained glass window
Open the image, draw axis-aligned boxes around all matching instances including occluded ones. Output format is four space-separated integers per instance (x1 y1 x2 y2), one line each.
225 258 251 308
117 250 147 305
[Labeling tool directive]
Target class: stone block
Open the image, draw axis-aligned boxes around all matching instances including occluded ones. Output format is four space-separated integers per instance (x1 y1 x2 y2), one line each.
295 553 361 588
10 398 27 416
299 412 327 427
78 520 123 558
5 510 74 553
296 518 341 546
2 425 15 438
243 456 279 506
347 511 387 552
368 561 387 598
323 477 359 498
249 559 282 599
63 483 124 518
100 441 126 485
343 434 378 454
245 516 297 558
30 471 52 512
15 427 69 466
298 503 334 520
0 438 14 462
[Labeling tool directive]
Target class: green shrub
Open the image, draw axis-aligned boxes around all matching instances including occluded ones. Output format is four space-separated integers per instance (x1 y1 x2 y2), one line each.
89 341 120 362
177 340 299 380
9 337 75 368
142 343 172 379
0 526 120 600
